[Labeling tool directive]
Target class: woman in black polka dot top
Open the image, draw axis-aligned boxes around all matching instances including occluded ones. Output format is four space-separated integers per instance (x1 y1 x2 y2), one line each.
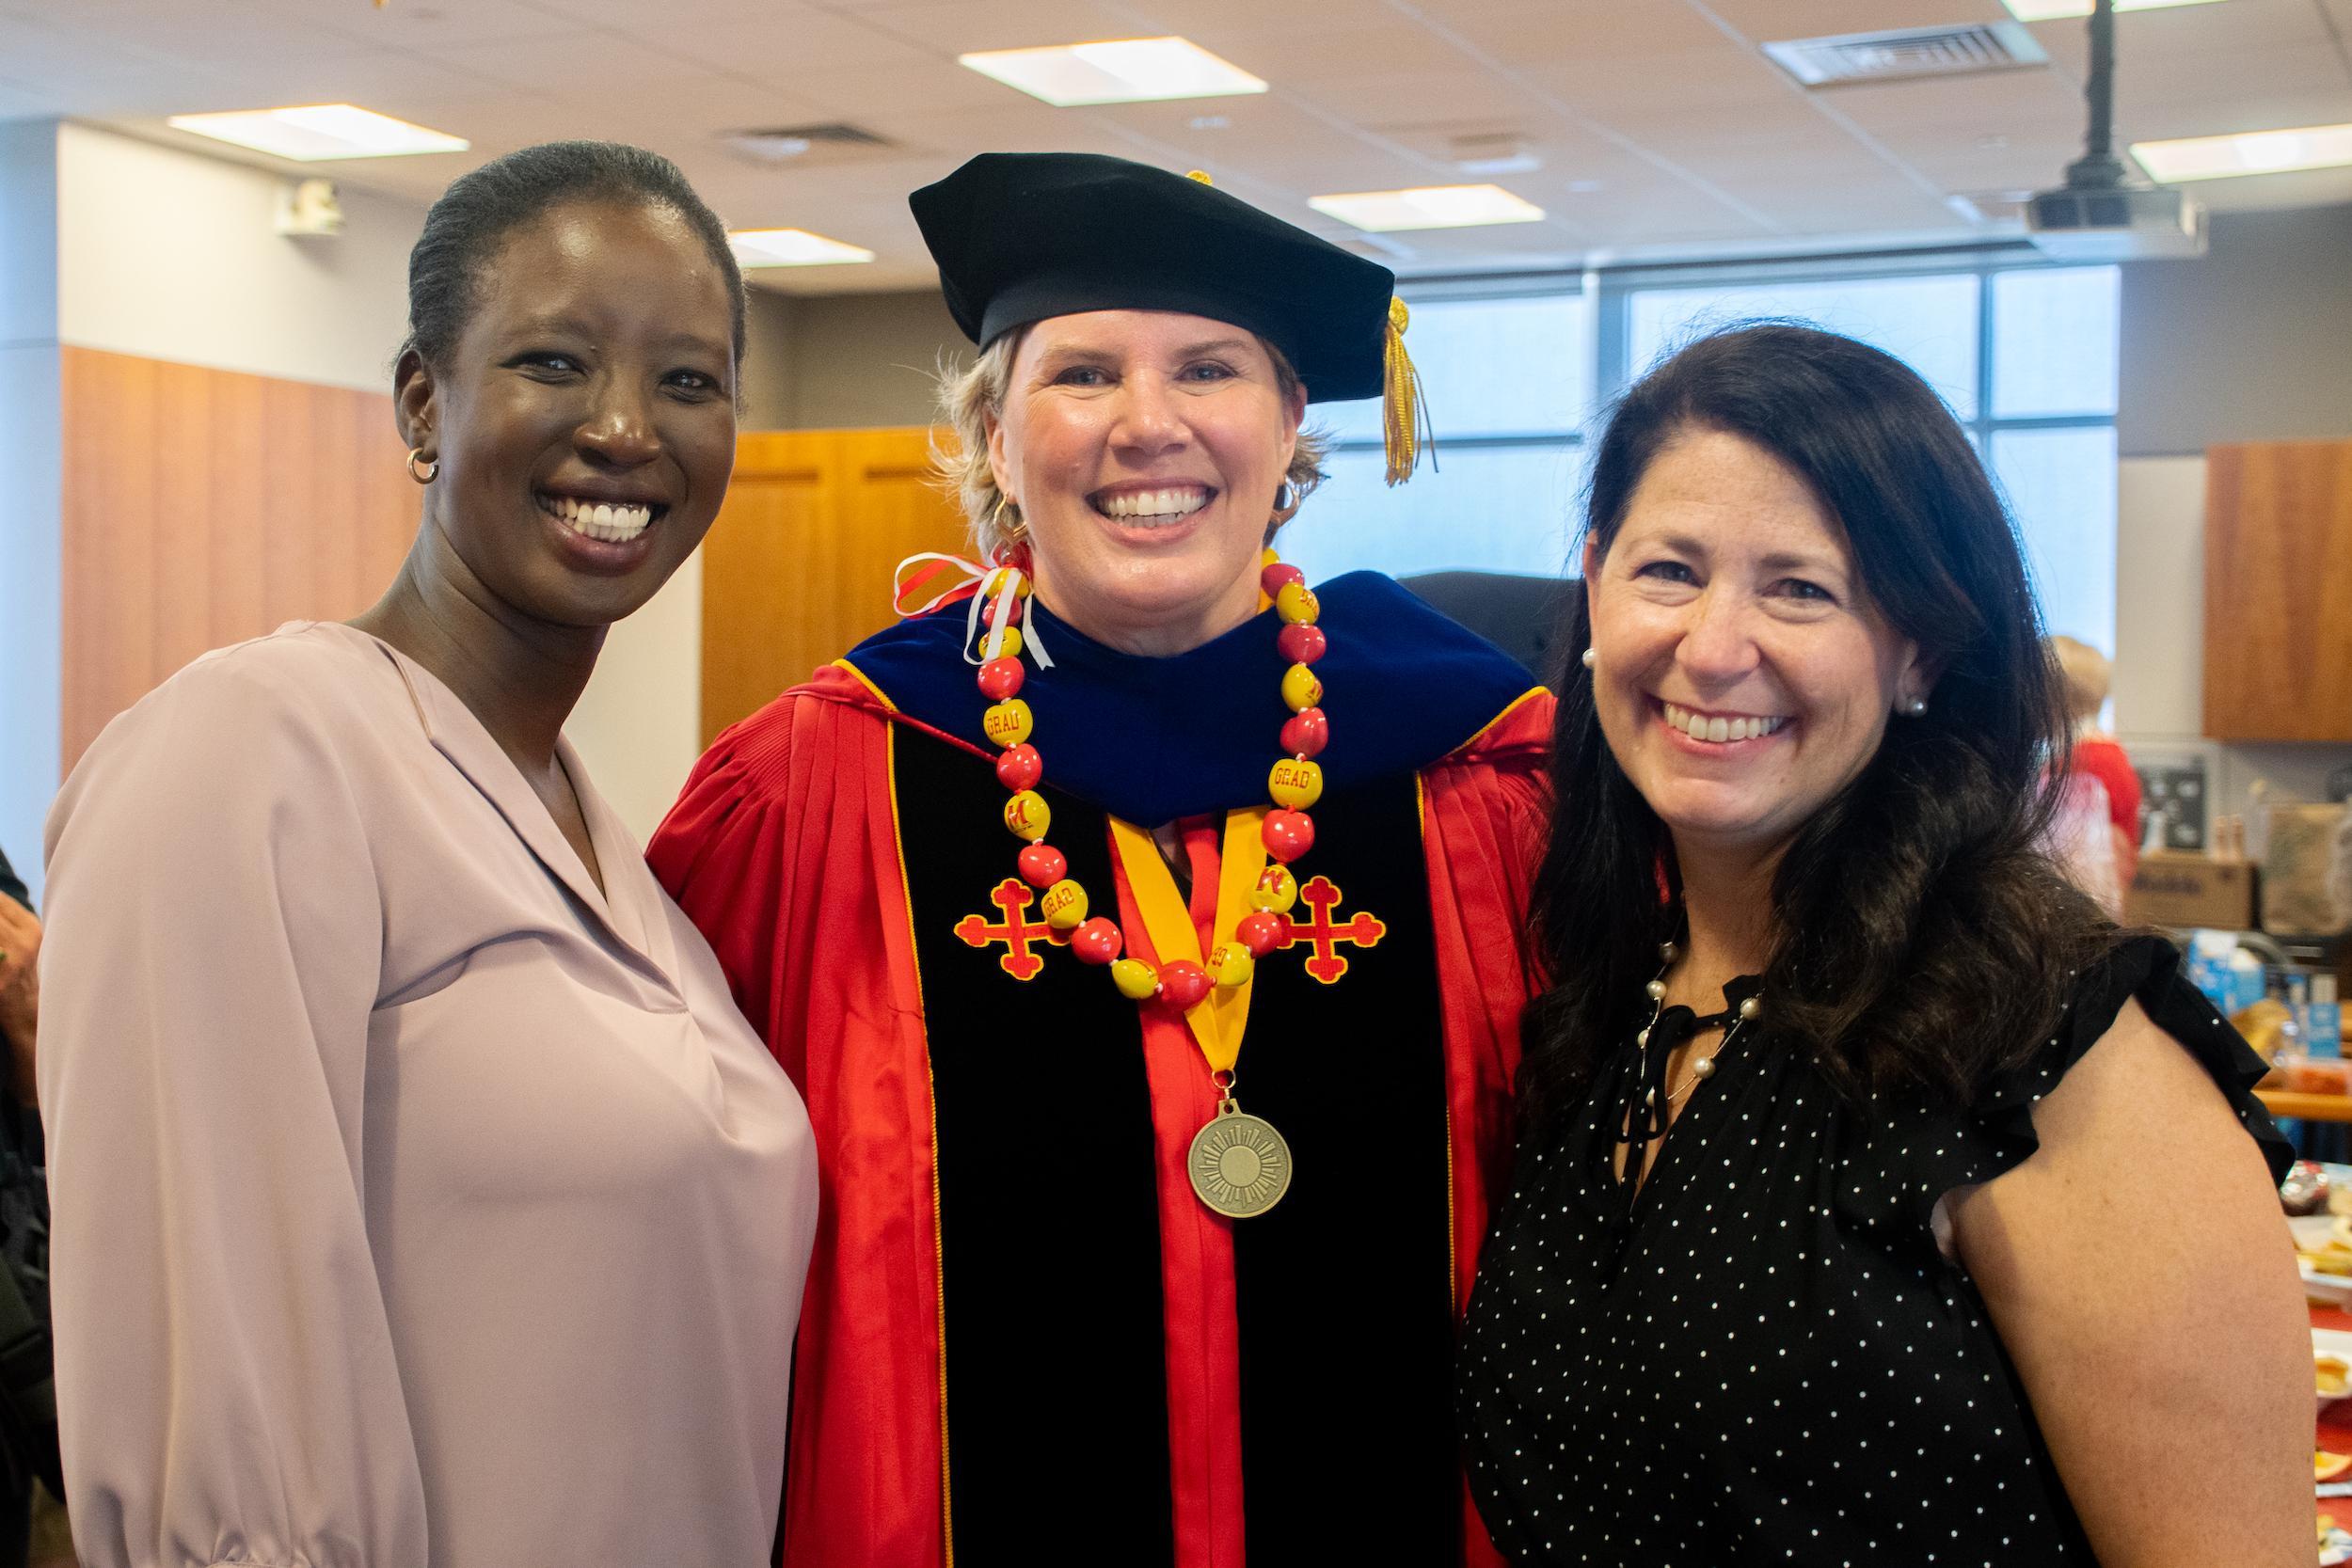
1457 325 2307 1567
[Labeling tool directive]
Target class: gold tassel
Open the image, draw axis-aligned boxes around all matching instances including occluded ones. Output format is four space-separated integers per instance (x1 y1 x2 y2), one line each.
1382 296 1434 486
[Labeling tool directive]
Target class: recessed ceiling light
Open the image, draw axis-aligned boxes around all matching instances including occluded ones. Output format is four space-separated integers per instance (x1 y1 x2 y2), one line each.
2131 122 2352 182
959 37 1265 106
1307 184 1545 232
165 104 468 161
728 229 875 267
1999 0 2229 20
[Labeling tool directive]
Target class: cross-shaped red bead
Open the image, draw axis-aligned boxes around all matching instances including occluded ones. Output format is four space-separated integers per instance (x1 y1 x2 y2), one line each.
1279 875 1386 984
954 878 1057 980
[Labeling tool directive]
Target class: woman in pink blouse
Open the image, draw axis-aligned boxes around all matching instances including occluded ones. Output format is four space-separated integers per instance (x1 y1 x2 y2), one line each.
38 143 817 1567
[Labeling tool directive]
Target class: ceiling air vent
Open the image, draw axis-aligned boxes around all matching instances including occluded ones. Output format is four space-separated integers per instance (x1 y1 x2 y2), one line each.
1761 23 2048 87
719 123 895 165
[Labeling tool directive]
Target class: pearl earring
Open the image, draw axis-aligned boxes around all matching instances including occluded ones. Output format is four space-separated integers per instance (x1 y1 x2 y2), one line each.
1581 647 1597 671
1903 696 1928 717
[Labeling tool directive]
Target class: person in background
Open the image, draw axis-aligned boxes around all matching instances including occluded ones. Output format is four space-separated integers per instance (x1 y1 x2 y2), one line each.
1458 324 2307 1565
653 152 1550 1567
2050 632 2143 893
39 143 816 1568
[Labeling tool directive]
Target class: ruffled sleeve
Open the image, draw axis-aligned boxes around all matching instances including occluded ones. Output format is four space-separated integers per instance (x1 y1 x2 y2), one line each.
1838 934 2292 1244
40 651 428 1568
1968 933 2289 1182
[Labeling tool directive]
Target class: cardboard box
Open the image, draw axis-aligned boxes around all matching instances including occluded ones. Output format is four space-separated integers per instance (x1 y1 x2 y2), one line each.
2125 850 2258 930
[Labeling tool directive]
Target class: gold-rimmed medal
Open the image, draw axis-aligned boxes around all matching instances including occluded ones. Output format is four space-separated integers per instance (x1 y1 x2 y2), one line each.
1188 1097 1292 1217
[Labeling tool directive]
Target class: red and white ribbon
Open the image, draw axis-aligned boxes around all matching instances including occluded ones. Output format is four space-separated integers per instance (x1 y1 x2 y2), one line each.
890 552 1054 669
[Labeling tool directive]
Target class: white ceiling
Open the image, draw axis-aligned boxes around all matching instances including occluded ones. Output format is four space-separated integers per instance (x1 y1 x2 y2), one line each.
4 0 2349 293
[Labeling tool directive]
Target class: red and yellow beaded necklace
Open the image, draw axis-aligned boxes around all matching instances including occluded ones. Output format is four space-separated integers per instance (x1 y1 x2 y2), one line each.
970 547 1327 1217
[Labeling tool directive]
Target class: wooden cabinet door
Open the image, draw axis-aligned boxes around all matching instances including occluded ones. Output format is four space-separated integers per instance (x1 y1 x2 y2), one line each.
2202 440 2352 741
698 427 970 747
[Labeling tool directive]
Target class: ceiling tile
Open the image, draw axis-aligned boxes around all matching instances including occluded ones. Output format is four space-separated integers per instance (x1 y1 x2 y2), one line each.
1424 0 1733 60
853 0 1164 55
316 0 568 49
1699 0 2020 39
633 6 937 73
4 0 2337 286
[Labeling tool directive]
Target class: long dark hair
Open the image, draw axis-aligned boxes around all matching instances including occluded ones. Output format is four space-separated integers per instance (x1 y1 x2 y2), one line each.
1519 322 2112 1126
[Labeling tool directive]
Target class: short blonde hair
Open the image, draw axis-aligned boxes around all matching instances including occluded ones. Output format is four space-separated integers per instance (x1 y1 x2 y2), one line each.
2046 635 2111 722
933 324 1330 560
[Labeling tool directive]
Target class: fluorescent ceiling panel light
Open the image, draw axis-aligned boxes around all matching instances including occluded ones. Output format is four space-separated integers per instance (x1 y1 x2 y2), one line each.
1999 0 2229 20
959 37 1265 106
729 229 875 267
2131 123 2352 182
1307 184 1545 232
166 104 468 161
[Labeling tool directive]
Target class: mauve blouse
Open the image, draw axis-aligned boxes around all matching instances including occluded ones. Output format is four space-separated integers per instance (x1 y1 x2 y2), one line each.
38 622 818 1568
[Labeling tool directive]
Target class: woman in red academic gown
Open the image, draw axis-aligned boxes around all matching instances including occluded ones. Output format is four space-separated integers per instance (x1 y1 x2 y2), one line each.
650 151 1550 1568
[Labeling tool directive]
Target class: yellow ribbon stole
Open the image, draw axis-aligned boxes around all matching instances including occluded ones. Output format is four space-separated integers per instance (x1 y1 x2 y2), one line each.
1105 809 1270 1075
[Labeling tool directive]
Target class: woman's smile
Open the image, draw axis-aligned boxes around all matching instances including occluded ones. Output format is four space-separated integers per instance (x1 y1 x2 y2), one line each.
1651 697 1793 751
1089 481 1216 528
532 485 671 575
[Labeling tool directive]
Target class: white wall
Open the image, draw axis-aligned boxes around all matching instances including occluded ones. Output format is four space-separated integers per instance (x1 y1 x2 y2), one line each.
569 551 704 845
41 123 707 846
0 120 61 903
56 122 419 392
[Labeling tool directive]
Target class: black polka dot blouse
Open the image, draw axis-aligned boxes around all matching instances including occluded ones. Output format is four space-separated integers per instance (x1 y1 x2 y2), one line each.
1458 934 2290 1566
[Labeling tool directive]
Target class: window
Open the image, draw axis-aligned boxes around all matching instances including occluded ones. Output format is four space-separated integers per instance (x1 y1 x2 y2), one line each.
1279 289 1590 585
1292 255 2124 656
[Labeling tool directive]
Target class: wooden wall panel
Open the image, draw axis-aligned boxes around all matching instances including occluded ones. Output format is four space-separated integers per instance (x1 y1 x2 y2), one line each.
2202 440 2352 741
60 347 417 773
699 426 969 746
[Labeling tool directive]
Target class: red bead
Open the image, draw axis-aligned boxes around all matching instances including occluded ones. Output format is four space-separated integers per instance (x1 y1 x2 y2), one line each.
1261 562 1306 597
1156 960 1212 1010
1279 707 1328 759
1017 843 1067 888
1236 910 1287 958
1068 917 1123 965
977 657 1025 700
1276 623 1327 665
982 595 1020 627
994 743 1042 792
1262 808 1314 863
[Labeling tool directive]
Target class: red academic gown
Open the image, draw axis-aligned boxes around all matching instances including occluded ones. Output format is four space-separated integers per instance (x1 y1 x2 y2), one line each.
651 576 1551 1568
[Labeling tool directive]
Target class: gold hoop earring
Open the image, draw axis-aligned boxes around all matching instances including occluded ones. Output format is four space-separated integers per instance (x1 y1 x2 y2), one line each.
405 447 439 484
992 495 1026 543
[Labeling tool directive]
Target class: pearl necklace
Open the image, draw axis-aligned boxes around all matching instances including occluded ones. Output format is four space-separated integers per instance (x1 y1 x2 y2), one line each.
1615 940 1762 1202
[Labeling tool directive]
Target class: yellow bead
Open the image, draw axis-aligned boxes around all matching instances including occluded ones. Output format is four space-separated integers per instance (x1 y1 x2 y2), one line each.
983 698 1033 747
1249 863 1298 913
1268 756 1324 809
983 625 1023 660
1111 958 1160 1000
1210 942 1255 989
981 567 1031 600
1261 546 1281 568
1039 879 1089 930
1003 789 1051 841
1275 580 1319 626
1280 661 1323 713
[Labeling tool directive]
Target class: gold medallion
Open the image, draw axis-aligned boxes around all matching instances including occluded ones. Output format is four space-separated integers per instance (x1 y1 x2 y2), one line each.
1188 1101 1292 1218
